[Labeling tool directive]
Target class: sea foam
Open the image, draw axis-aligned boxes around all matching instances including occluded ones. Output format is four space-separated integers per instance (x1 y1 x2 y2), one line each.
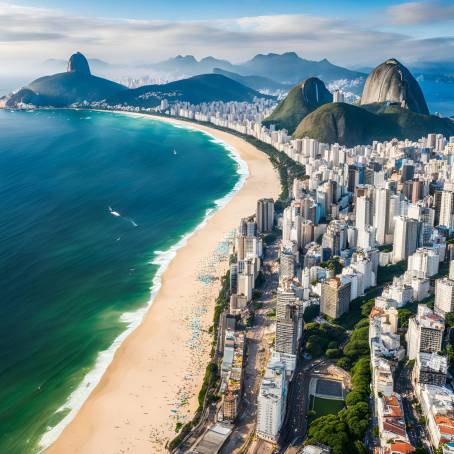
37 117 249 452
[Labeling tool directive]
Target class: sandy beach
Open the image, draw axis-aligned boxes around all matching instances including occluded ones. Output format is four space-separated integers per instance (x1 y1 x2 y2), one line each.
45 114 280 454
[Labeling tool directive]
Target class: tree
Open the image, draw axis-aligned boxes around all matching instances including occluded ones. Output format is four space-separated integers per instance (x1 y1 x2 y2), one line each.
445 312 454 327
303 304 320 322
336 357 351 370
360 298 375 317
306 414 350 454
342 402 369 438
326 348 342 359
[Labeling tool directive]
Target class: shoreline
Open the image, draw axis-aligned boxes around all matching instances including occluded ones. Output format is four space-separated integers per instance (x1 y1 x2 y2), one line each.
44 112 281 453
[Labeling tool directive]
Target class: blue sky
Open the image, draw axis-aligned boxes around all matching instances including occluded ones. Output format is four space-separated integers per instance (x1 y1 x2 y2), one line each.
0 1 453 71
9 0 404 20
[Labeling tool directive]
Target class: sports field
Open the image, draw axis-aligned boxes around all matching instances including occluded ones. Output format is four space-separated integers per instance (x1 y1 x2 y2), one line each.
310 395 345 418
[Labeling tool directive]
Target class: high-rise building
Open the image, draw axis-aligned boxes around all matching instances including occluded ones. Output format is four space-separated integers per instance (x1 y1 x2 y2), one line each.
435 277 454 314
401 163 415 182
300 220 314 249
276 284 297 319
279 247 295 282
356 195 373 232
320 278 351 319
406 305 444 360
322 220 347 257
413 352 447 386
256 198 274 233
374 188 390 245
393 216 420 262
275 305 301 355
229 263 238 293
387 194 401 234
333 89 345 103
238 270 254 302
256 354 287 442
407 248 440 278
439 189 454 230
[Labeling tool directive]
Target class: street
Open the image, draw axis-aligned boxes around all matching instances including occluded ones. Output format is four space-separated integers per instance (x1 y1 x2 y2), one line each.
219 239 280 454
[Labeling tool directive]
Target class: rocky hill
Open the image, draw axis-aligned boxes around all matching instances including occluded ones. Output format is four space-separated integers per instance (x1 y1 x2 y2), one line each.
262 77 333 132
6 52 126 107
360 58 429 115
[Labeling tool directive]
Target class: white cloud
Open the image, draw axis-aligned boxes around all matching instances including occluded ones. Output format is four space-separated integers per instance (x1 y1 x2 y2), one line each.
0 2 452 72
388 1 454 25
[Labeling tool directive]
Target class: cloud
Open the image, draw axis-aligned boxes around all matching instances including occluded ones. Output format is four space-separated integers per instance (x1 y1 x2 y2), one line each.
0 2 452 72
388 1 454 25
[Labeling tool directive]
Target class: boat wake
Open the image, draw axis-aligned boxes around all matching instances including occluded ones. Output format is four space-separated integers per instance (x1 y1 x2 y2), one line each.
108 207 138 228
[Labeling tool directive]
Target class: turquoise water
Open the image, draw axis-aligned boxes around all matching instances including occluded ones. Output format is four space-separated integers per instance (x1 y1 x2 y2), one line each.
0 109 242 453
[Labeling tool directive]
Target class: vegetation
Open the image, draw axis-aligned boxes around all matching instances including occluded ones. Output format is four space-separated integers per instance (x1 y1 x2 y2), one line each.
304 322 347 358
397 302 418 329
377 260 406 285
320 257 343 275
293 101 454 147
262 78 332 133
336 287 381 330
107 74 272 108
303 304 320 323
306 274 373 453
310 395 345 419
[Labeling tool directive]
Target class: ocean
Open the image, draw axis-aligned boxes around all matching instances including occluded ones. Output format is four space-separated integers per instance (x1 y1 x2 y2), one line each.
0 109 245 453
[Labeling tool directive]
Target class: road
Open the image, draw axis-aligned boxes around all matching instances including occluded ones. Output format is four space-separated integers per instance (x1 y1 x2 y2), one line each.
395 362 433 453
219 240 279 454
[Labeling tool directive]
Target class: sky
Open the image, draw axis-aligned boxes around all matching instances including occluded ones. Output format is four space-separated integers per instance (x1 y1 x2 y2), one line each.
0 0 453 73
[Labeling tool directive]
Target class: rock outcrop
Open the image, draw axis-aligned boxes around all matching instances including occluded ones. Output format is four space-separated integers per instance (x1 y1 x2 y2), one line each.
67 52 91 75
360 58 429 115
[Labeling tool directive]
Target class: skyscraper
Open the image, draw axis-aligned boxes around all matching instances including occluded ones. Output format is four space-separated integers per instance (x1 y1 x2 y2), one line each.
256 198 274 233
374 187 390 245
320 278 351 319
393 216 420 262
439 189 454 230
275 305 300 355
256 354 287 442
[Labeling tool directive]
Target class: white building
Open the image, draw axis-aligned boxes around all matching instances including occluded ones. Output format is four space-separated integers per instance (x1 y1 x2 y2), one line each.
435 277 454 314
406 305 445 360
440 189 454 230
407 247 440 278
256 352 288 442
393 216 420 263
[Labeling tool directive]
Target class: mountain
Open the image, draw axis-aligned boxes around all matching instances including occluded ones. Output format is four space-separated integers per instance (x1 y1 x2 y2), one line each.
6 52 126 107
360 58 429 115
106 73 272 108
44 57 114 74
152 55 235 76
235 52 365 84
262 78 333 133
149 52 364 85
293 102 454 147
212 68 289 92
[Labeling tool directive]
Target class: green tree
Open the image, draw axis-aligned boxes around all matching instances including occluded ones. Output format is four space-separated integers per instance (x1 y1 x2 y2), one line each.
303 304 320 322
306 414 350 454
